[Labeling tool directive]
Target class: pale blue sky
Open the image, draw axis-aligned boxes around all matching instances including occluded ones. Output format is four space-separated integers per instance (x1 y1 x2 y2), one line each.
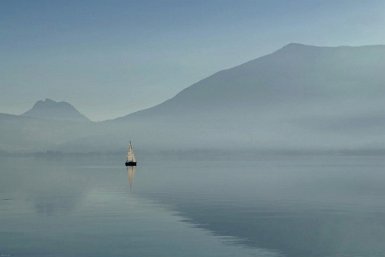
1 0 385 120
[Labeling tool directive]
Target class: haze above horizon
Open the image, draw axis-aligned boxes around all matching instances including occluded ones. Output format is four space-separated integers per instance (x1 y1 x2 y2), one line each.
1 0 385 121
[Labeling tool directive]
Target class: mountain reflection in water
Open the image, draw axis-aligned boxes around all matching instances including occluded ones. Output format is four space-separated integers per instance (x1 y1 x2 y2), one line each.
1 154 385 257
0 155 278 257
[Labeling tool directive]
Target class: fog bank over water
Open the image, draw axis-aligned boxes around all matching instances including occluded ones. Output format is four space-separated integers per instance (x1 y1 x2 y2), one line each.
1 44 385 154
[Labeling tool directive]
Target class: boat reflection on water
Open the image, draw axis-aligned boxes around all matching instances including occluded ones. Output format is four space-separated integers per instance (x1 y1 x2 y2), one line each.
127 166 136 191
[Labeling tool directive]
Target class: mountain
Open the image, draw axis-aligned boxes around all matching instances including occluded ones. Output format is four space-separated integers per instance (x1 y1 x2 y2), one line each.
0 99 92 153
22 98 90 122
119 43 385 119
102 43 385 151
2 43 385 154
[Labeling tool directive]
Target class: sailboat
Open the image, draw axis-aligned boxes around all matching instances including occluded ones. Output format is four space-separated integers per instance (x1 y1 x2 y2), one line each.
125 142 137 166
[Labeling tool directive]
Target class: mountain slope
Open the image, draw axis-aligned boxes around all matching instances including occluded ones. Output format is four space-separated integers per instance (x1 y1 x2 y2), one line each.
119 43 385 120
22 98 90 122
103 43 385 150
2 44 385 153
0 99 92 153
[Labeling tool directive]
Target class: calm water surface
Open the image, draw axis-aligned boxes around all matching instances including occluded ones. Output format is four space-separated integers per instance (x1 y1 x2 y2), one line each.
1 154 385 257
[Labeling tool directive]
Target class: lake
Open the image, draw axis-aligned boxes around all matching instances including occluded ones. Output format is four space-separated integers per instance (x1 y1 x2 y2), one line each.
1 153 385 257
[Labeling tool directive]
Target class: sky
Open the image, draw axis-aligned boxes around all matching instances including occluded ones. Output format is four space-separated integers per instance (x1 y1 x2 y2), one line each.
1 0 385 121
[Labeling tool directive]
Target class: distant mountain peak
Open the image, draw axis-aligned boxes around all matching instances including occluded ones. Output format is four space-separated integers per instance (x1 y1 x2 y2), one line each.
22 99 90 122
39 98 58 104
276 43 322 54
283 42 308 48
34 98 70 108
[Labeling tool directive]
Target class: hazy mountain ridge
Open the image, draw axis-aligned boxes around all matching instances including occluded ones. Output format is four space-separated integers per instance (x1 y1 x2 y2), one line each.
0 117 94 153
22 98 90 122
0 100 93 153
1 43 385 153
101 43 385 151
117 43 385 120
